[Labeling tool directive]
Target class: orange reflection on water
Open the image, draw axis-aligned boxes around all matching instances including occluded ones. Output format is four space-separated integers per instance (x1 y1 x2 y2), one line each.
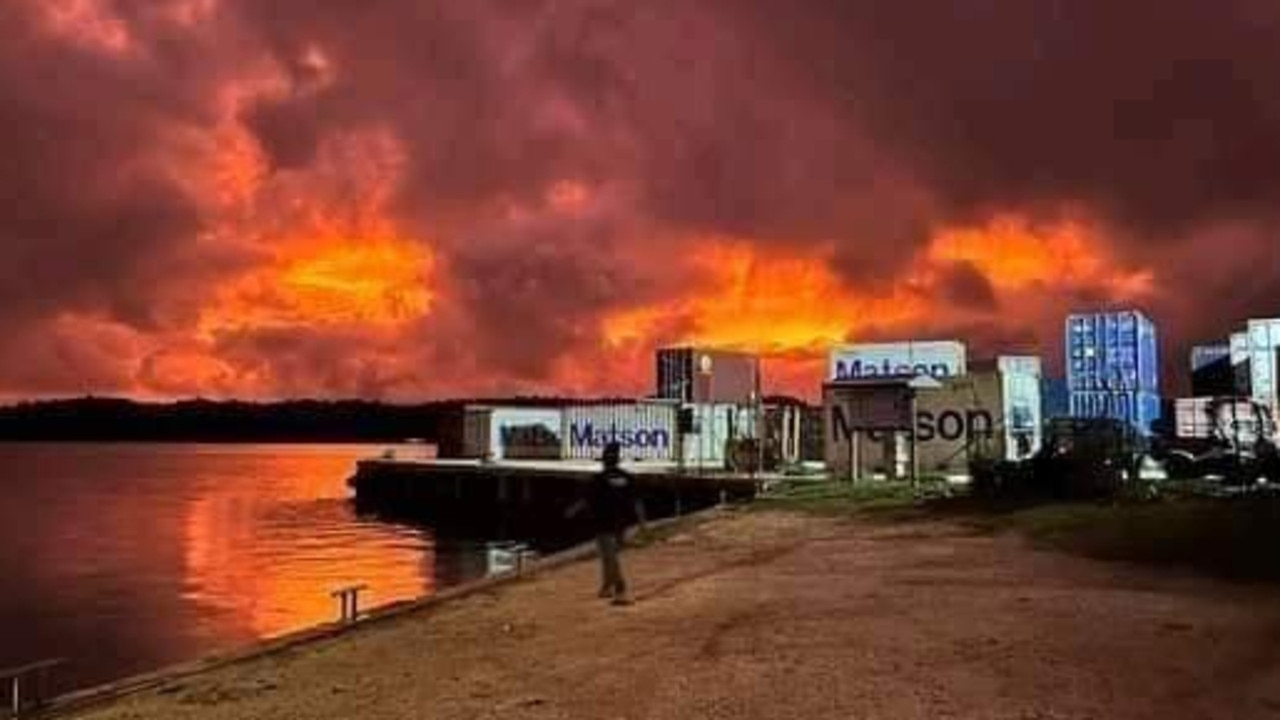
180 446 434 639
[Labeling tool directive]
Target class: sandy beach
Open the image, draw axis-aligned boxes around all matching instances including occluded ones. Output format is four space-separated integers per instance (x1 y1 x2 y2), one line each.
71 507 1280 719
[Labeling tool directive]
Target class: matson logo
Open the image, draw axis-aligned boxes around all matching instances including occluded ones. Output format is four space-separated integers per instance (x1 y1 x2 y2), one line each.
832 407 995 443
834 358 956 380
569 422 671 449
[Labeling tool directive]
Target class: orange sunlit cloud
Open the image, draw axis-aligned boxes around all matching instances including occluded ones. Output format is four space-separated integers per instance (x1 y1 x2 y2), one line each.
927 214 1155 296
594 215 1154 398
606 240 923 355
205 238 434 333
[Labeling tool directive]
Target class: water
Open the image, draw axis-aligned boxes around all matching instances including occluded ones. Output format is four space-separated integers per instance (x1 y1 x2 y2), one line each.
0 443 493 694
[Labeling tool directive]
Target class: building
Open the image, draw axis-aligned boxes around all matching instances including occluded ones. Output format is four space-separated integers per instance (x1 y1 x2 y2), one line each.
1190 343 1234 397
1065 310 1161 434
656 347 760 405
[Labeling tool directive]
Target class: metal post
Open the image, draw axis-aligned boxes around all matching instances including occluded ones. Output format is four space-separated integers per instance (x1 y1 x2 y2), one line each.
331 585 368 624
12 675 20 718
852 430 860 484
910 393 919 489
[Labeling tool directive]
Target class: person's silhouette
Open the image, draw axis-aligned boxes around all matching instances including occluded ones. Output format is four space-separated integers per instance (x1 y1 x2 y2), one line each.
568 441 646 605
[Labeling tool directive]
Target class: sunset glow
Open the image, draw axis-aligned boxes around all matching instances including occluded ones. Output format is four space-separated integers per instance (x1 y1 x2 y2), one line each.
3 0 1268 400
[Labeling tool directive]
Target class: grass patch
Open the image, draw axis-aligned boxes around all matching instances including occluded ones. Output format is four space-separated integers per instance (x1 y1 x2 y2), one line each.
758 479 1280 583
920 494 1280 583
750 479 927 519
987 497 1280 582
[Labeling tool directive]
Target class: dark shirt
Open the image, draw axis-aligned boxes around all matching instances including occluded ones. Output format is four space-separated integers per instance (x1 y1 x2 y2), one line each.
589 466 636 535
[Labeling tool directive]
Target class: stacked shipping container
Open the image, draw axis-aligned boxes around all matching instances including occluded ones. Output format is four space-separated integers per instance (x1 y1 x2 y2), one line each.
656 347 759 404
1190 343 1235 397
1066 310 1161 434
1230 318 1280 419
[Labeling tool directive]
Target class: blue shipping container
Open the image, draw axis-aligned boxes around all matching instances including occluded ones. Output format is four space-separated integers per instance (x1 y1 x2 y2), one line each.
1065 310 1160 394
1068 390 1162 435
1041 377 1070 419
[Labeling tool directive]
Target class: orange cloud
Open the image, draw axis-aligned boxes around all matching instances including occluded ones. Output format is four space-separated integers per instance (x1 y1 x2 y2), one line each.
597 215 1154 398
926 214 1154 296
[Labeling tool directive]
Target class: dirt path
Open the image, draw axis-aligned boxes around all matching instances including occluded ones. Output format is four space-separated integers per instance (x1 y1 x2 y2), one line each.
74 509 1280 719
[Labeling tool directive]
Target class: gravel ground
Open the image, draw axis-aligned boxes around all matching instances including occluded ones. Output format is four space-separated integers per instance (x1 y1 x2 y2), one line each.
73 509 1280 720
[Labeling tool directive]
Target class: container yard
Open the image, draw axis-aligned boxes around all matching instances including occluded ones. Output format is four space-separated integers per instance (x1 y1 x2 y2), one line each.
357 306 1280 520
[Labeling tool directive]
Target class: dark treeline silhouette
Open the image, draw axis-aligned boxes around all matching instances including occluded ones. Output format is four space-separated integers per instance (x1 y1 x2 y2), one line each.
0 396 589 443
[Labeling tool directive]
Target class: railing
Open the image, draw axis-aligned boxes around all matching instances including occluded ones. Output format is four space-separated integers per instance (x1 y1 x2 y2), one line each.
2 658 65 718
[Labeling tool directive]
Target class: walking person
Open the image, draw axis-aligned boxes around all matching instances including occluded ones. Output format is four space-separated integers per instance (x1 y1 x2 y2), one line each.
567 441 646 605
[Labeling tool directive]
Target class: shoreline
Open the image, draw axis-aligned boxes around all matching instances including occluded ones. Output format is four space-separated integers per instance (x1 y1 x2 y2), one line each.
46 507 723 718
60 503 1280 720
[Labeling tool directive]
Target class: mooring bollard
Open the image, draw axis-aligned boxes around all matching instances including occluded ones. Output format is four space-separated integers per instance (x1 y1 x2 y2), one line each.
330 585 369 624
2 658 65 718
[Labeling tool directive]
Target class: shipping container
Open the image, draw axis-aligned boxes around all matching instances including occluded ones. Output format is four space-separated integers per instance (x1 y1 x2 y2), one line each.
1238 318 1280 417
1172 397 1269 442
680 403 757 469
1041 377 1070 419
1068 390 1161 435
1191 344 1231 372
656 347 760 404
998 356 1043 460
825 371 1030 479
440 406 564 460
830 340 967 381
561 401 679 462
1190 344 1235 397
1065 310 1160 394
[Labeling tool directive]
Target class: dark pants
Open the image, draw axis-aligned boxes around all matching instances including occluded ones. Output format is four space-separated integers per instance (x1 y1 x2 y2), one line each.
596 532 626 596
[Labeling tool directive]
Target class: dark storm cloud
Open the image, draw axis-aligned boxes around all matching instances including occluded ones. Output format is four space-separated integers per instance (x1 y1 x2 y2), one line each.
937 262 1000 312
755 0 1280 237
5 0 1280 397
0 7 198 328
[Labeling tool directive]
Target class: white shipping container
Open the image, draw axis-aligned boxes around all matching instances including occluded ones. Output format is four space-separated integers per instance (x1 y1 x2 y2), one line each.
830 340 967 381
562 402 678 461
1175 397 1272 445
1219 323 1280 410
1175 398 1215 439
998 356 1043 460
681 403 759 468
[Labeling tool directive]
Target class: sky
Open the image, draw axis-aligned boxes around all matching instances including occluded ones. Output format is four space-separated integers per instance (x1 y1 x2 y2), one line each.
3 0 1280 401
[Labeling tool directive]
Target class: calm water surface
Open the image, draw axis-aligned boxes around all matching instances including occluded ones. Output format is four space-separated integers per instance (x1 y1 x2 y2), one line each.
0 443 492 692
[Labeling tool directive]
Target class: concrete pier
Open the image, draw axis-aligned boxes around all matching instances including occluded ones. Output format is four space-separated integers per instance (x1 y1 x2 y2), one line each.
349 458 762 538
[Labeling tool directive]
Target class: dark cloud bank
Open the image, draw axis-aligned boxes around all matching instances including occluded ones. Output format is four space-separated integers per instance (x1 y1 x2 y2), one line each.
3 0 1280 397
